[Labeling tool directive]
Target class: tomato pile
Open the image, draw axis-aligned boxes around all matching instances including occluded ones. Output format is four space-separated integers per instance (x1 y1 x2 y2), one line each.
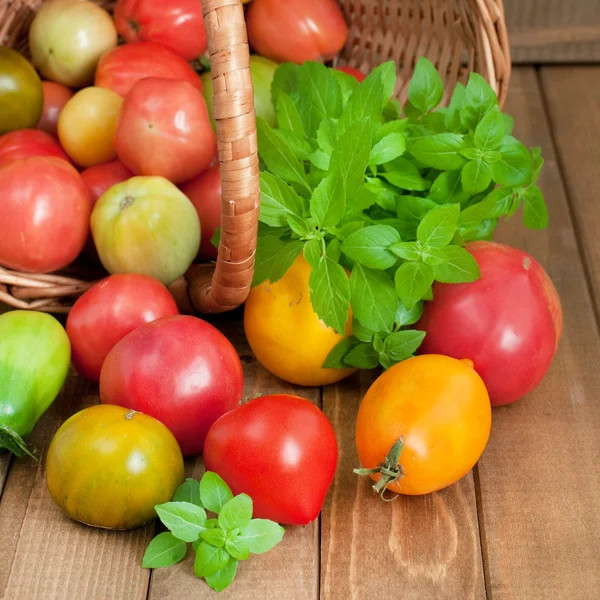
0 0 563 593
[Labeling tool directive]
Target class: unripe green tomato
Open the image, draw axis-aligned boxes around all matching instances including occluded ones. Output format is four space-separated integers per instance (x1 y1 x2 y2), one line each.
0 48 44 134
201 54 278 129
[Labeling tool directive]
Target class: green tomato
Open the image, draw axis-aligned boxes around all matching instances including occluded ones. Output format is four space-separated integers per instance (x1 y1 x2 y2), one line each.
0 48 44 134
0 310 71 457
91 176 200 285
201 54 278 130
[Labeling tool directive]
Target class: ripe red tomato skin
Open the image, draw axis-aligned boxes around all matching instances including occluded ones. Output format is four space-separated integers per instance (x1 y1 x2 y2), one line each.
336 66 366 82
95 41 202 97
38 81 73 136
114 0 207 61
180 164 221 260
0 156 91 273
99 315 244 456
81 160 133 204
66 274 179 383
418 241 562 407
115 77 216 184
0 129 70 168
204 394 338 525
247 0 348 64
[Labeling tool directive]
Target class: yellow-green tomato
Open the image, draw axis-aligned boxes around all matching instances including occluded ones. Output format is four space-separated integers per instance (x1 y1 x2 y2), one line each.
0 48 43 134
91 176 200 285
46 404 184 530
29 0 117 87
201 54 278 129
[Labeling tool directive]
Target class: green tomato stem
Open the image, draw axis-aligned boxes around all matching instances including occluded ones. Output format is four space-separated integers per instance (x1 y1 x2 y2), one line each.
0 425 37 460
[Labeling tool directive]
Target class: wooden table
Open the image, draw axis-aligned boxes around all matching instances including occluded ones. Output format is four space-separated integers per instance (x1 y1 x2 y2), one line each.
1 65 600 600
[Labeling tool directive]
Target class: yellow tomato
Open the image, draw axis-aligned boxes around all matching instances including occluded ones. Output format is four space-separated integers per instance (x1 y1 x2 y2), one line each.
58 86 122 167
244 255 356 386
356 355 491 496
46 404 184 530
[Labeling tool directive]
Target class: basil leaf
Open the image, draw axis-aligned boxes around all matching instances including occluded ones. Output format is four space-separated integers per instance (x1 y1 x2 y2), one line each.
332 68 359 102
173 478 202 507
523 185 549 230
200 528 226 548
445 82 465 131
491 137 532 186
252 235 284 286
395 196 439 240
395 300 424 326
461 159 493 194
459 186 515 228
370 61 397 103
225 536 250 561
353 319 376 343
417 204 460 248
271 63 299 103
142 533 187 569
257 117 311 193
309 255 351 333
364 177 398 211
327 238 342 262
428 170 470 205
287 214 314 237
433 245 480 283
155 502 208 543
194 543 230 578
375 119 408 142
390 241 421 261
298 61 343 119
370 133 406 165
204 557 239 592
350 264 397 333
310 173 346 229
331 116 373 196
303 238 322 268
309 150 331 171
343 343 380 369
259 172 307 227
276 92 305 136
394 261 435 309
274 129 313 160
317 118 338 154
338 75 383 135
461 72 498 130
474 105 504 150
323 336 360 368
384 330 426 362
218 494 253 531
270 240 306 282
239 519 285 554
341 225 401 269
409 133 467 170
408 57 443 113
459 147 483 160
380 158 430 191
502 113 514 136
421 246 449 266
296 93 322 138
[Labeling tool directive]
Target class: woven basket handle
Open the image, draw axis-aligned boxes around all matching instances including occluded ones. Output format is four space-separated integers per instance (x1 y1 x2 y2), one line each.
187 0 260 313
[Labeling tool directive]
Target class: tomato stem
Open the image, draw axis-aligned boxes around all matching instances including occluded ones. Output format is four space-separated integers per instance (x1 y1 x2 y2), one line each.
0 426 37 460
353 436 405 501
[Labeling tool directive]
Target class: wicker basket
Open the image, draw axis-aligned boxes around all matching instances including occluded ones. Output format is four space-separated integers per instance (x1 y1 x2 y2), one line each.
0 0 510 314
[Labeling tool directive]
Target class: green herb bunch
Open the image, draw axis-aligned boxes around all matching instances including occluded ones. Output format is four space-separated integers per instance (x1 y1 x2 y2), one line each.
142 472 284 592
253 57 547 371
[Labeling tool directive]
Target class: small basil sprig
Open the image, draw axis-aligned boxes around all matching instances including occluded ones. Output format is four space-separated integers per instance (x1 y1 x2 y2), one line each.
142 472 284 593
251 56 548 372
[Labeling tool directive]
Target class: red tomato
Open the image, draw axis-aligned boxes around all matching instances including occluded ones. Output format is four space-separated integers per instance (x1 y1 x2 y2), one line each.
95 41 202 98
0 129 69 168
81 160 133 204
418 241 562 407
247 0 348 64
204 394 338 525
100 315 244 456
115 77 216 183
336 65 366 82
38 81 73 136
67 274 179 382
0 157 91 273
180 164 221 260
114 0 207 62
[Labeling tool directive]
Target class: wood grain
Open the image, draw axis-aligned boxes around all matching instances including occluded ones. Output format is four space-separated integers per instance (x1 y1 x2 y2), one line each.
321 371 486 600
475 66 600 600
147 313 320 600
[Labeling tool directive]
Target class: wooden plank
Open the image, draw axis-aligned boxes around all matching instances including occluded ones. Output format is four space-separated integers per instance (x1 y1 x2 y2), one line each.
475 67 600 599
0 374 151 600
540 66 600 304
147 313 320 600
0 454 10 499
321 371 486 600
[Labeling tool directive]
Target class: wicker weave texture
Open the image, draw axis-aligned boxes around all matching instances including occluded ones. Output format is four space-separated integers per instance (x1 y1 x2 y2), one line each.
0 0 510 313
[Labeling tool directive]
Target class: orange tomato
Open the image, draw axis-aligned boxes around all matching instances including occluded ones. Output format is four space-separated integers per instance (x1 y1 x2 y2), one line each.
58 87 122 167
355 355 491 496
46 404 184 530
244 255 356 386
